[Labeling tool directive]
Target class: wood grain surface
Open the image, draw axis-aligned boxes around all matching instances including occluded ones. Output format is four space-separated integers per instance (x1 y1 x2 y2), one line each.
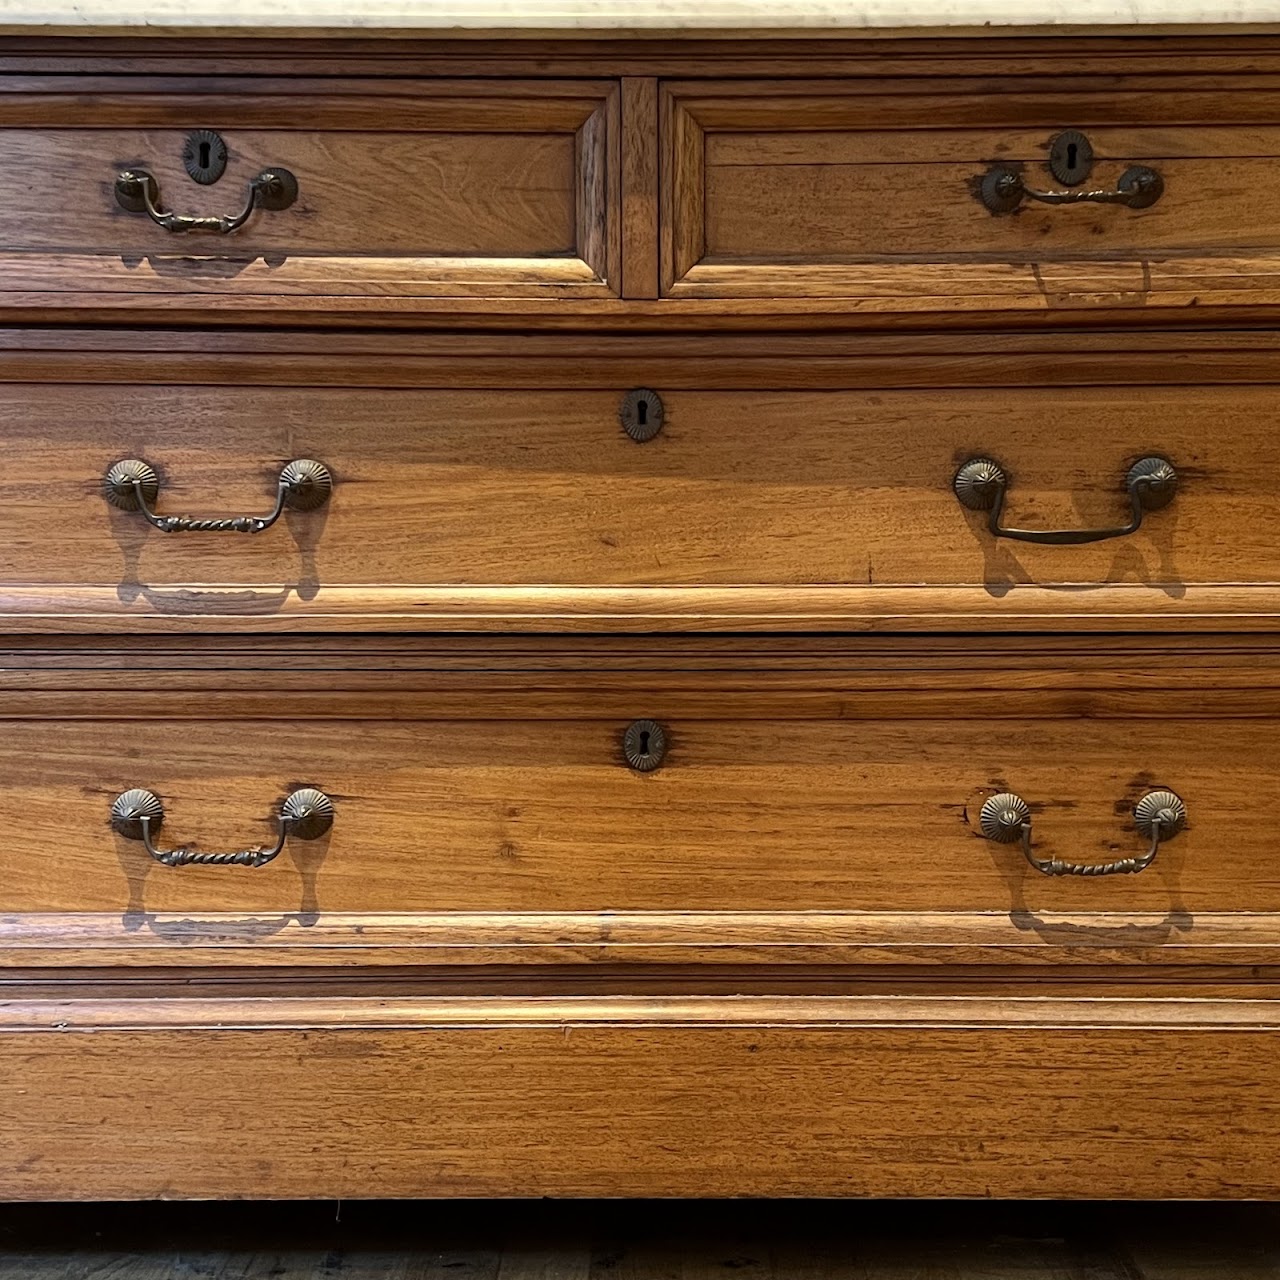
0 634 1272 969
8 39 1280 322
0 81 619 301
664 81 1280 312
0 378 1276 628
0 713 1262 917
6 30 1280 1207
3 990 1280 1199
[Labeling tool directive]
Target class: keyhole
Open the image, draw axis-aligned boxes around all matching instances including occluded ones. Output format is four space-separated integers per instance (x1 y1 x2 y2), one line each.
183 129 228 185
1048 130 1092 188
623 719 666 772
619 389 664 443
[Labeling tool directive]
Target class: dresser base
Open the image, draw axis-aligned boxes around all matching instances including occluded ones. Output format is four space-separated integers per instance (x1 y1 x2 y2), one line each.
1 989 1274 1200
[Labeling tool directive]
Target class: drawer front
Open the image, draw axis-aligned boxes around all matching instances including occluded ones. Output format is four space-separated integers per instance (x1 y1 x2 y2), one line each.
0 79 618 307
662 80 1280 312
0 717 1254 915
4 636 1280 969
3 379 1279 631
3 991 1280 1199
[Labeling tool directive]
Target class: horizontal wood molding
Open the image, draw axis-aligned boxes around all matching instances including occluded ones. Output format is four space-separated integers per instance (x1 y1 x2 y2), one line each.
9 911 1280 969
6 990 1280 1031
12 34 1280 78
2 583 1280 633
13 329 1280 385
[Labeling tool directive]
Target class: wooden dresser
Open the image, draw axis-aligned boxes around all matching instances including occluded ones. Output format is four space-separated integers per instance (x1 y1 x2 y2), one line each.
4 20 1280 1200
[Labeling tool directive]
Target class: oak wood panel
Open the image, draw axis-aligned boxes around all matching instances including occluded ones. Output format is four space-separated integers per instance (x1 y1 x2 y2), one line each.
21 133 577 256
662 82 1280 312
2 382 1278 631
3 993 1280 1198
0 82 619 302
620 78 659 299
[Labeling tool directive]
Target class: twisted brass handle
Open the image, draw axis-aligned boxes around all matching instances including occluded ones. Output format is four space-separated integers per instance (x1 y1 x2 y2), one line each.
979 789 1186 877
953 456 1176 545
979 163 1163 215
114 166 299 233
104 458 332 533
111 787 333 868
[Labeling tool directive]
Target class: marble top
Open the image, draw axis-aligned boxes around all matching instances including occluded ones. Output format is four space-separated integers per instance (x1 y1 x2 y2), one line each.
0 0 1275 35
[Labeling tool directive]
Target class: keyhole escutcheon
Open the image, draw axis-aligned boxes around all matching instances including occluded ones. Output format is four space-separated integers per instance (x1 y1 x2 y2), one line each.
619 388 665 443
1048 128 1094 187
623 719 667 772
182 128 229 186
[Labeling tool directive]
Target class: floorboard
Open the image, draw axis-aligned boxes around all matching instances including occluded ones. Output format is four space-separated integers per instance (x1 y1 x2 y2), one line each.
1 1201 1278 1280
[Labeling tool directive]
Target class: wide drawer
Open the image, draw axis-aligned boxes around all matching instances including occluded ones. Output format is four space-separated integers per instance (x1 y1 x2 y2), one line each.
0 78 618 311
4 373 1280 631
662 79 1280 314
3 988 1280 1199
5 635 1280 969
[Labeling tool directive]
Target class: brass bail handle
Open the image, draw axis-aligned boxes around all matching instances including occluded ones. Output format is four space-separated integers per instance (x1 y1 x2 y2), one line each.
110 788 334 869
103 459 332 533
114 166 299 234
953 456 1177 546
979 789 1187 877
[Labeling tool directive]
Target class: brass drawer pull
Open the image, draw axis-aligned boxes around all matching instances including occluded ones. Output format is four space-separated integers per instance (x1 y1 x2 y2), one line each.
110 787 334 868
953 455 1176 545
979 788 1186 877
114 166 299 234
979 162 1163 215
104 458 332 533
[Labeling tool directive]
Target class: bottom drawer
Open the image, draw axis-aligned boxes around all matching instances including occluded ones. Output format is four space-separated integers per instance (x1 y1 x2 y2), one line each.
2 990 1278 1199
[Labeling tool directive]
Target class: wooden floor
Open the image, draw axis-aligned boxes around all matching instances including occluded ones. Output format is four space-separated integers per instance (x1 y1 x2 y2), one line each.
2 1200 1280 1279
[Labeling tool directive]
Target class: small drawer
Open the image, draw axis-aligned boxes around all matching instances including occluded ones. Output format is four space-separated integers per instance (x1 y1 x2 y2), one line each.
3 635 1280 970
662 79 1280 314
0 78 618 312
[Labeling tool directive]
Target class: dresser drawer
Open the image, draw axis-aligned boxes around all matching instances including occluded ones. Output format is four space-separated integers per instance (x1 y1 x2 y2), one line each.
3 635 1280 969
663 80 1280 314
3 377 1280 631
0 78 618 311
4 989 1280 1199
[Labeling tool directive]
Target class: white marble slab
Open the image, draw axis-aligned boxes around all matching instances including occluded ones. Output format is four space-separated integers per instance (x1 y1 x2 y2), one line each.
0 0 1276 33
